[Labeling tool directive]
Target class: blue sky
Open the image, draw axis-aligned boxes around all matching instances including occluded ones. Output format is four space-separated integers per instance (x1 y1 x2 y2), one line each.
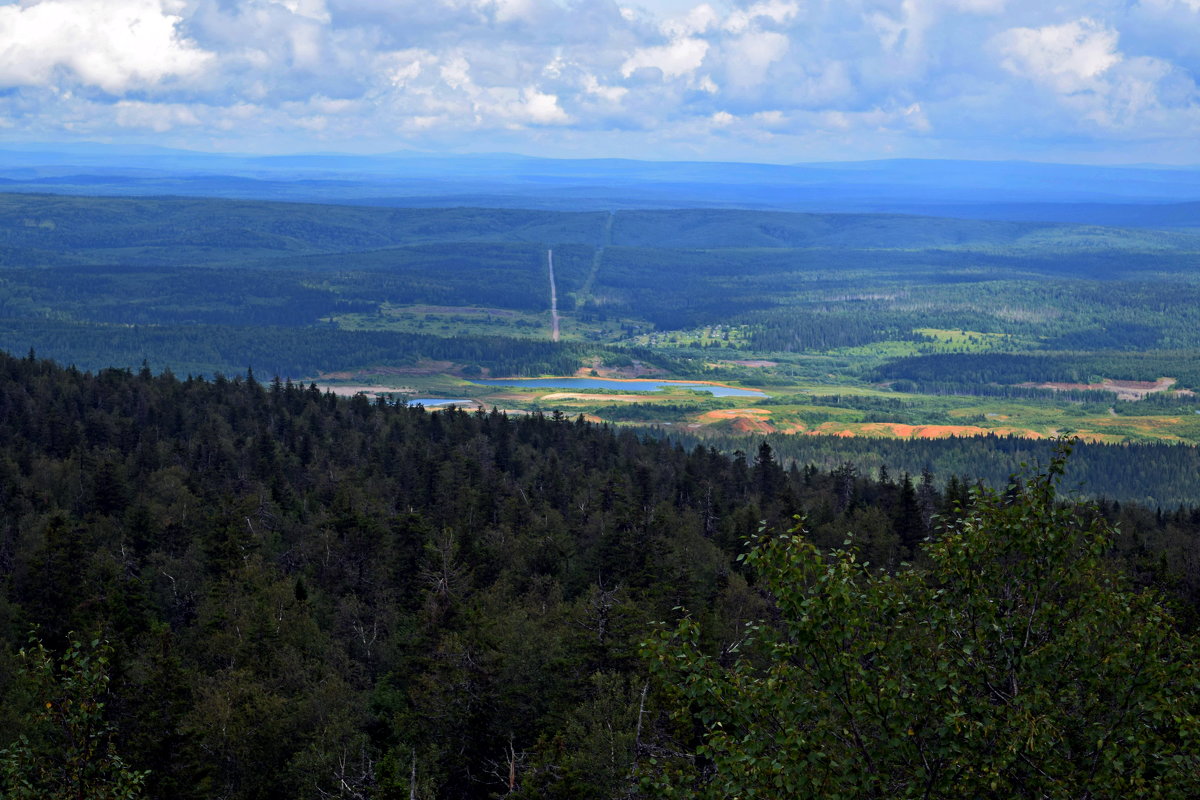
0 0 1198 164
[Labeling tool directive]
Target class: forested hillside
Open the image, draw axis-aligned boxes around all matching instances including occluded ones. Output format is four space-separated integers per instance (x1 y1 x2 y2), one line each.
667 430 1200 509
6 190 1200 502
0 326 647 382
1 352 1199 799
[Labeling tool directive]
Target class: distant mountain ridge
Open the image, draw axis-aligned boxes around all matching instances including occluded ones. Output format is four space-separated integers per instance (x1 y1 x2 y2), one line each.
3 193 1197 264
1 144 1197 227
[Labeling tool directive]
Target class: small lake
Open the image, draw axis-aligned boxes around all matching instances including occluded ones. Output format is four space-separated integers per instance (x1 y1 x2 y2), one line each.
408 397 471 406
470 378 766 398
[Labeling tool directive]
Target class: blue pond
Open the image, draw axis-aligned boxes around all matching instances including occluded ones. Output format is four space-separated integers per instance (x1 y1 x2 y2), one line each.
470 377 765 398
407 397 470 406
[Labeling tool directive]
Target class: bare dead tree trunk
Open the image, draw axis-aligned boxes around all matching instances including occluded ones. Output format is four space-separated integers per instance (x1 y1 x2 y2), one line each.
508 739 517 793
634 680 649 757
410 748 418 800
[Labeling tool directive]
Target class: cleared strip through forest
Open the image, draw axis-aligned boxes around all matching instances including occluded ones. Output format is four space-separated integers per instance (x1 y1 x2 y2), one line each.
577 210 613 302
548 248 560 342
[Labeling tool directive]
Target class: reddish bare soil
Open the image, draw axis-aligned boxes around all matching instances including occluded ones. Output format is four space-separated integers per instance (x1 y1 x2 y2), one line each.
732 417 775 434
699 408 777 434
799 422 1045 440
699 408 771 421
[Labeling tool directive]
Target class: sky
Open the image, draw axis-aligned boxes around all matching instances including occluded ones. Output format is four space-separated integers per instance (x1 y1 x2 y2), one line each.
0 0 1198 164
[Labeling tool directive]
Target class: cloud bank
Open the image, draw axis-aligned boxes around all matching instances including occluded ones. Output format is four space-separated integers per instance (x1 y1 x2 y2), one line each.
0 0 1197 162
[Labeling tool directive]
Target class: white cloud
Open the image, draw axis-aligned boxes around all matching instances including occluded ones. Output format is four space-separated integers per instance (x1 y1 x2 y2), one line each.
584 74 628 103
814 103 932 133
267 0 331 23
389 59 425 88
519 88 571 124
621 37 710 79
723 0 799 34
440 55 474 91
378 49 573 129
900 101 931 132
1139 0 1200 12
0 0 1196 161
722 30 790 89
946 0 1007 13
485 0 540 25
0 0 212 93
661 3 719 38
308 95 360 114
993 16 1200 134
114 100 201 132
284 18 326 67
752 109 785 127
997 18 1122 93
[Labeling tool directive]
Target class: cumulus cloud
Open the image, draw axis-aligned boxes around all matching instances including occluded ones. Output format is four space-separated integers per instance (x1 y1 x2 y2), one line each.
114 100 202 132
268 0 331 23
723 0 799 34
0 0 212 93
994 16 1199 133
661 3 719 38
515 87 571 124
1140 0 1200 12
583 74 628 104
721 30 790 90
997 18 1122 93
621 37 710 79
0 0 1196 160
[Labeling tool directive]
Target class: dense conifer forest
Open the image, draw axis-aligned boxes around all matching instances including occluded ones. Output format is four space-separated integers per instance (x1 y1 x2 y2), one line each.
1 351 1199 798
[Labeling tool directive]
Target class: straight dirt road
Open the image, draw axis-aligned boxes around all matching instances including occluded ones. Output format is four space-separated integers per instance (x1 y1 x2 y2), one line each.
547 249 560 341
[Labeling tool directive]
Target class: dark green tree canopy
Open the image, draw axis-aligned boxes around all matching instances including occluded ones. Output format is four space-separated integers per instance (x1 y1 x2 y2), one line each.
1 351 1199 800
646 445 1200 799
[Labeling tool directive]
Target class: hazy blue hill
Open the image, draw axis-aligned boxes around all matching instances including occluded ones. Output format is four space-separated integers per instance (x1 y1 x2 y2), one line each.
0 193 403 254
605 208 1200 252
607 209 1052 249
3 193 1197 275
890 201 1200 229
2 145 1197 225
790 158 1200 199
0 194 609 265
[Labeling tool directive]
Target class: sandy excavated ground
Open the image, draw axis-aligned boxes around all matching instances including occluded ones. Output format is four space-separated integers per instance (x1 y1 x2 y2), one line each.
698 408 776 434
574 362 667 379
1020 377 1180 401
705 359 778 368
